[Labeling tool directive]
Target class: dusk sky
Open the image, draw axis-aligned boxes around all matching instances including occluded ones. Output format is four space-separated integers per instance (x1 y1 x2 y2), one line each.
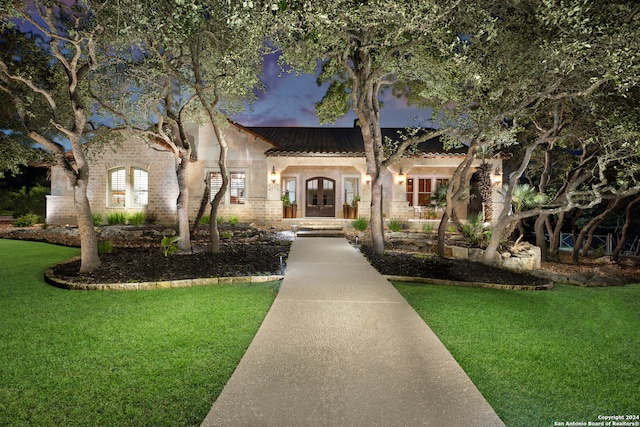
232 54 437 129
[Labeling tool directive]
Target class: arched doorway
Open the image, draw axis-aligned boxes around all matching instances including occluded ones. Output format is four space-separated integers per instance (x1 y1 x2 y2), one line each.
306 177 335 217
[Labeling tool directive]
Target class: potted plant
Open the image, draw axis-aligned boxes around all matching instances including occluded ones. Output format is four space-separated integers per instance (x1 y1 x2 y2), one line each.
343 195 360 219
282 193 297 218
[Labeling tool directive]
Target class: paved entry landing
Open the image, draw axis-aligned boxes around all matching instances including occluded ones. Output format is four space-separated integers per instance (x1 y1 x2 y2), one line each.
201 237 505 427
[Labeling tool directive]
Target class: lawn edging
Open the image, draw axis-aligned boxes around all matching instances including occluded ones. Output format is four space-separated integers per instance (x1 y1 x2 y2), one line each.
384 274 554 291
44 256 283 290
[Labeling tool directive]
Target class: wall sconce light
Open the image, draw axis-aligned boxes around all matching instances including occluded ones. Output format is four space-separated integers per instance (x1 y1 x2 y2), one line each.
397 167 404 185
365 173 372 184
270 166 277 184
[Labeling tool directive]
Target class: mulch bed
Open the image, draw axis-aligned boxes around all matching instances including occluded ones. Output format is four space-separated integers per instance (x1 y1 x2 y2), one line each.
52 242 291 284
361 246 551 287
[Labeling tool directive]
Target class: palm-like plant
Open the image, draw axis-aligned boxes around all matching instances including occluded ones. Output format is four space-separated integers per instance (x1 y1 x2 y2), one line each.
500 183 548 239
510 183 548 212
475 145 494 222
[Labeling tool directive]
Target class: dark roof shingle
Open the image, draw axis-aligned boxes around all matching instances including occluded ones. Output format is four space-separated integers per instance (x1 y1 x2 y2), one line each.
246 126 467 157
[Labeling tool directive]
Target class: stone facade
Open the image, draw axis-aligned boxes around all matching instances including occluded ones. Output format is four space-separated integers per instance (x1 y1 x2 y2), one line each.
46 122 504 227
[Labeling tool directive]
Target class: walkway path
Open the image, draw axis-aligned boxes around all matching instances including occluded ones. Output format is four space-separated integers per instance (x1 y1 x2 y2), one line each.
201 237 505 426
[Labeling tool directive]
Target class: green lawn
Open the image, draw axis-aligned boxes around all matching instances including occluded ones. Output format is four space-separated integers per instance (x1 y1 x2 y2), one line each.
0 239 279 426
394 281 640 427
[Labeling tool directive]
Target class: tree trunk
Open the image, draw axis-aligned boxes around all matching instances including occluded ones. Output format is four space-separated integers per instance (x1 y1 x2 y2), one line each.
572 199 619 262
548 211 565 261
612 195 640 262
208 119 229 254
482 217 512 264
175 155 191 252
369 177 385 254
437 209 450 256
74 175 101 273
191 178 210 237
534 213 548 262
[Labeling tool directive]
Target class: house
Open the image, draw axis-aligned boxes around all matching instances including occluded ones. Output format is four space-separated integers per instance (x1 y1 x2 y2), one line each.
46 122 504 226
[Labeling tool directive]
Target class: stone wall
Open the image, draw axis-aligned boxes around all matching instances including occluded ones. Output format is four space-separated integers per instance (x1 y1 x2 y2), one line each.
382 230 541 272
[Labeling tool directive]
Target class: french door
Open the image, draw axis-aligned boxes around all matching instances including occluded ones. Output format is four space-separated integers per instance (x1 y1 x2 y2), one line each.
305 177 335 217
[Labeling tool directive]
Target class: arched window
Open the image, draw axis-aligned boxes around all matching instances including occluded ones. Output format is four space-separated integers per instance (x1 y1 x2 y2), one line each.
108 167 148 207
109 167 126 207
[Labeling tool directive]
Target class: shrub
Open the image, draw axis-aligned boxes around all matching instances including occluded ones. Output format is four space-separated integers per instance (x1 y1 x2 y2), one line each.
387 218 406 232
352 217 369 231
92 213 104 226
461 213 488 247
10 185 48 218
13 213 41 227
106 212 128 225
128 212 145 227
422 222 434 233
228 215 239 226
216 216 224 225
97 240 113 254
220 231 233 239
199 215 210 225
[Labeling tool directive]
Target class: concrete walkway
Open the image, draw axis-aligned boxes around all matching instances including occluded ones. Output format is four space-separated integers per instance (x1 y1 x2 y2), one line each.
201 237 505 427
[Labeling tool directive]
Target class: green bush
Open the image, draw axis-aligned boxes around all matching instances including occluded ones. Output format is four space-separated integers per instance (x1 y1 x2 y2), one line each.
10 185 48 218
422 222 434 233
228 215 239 226
387 218 406 232
92 213 104 226
13 213 41 227
352 217 369 231
216 216 224 225
106 212 128 225
128 212 145 227
97 240 113 254
220 231 233 239
199 215 211 225
461 213 487 247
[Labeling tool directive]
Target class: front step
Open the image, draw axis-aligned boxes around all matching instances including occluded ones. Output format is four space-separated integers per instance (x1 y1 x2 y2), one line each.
296 227 344 238
288 219 345 237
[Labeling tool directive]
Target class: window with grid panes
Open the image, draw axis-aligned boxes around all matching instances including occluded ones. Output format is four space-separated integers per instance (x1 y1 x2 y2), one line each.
108 167 148 207
209 172 245 204
406 177 449 207
109 168 126 207
132 168 148 206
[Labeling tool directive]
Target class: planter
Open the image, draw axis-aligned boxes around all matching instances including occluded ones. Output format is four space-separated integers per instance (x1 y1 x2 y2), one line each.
343 205 358 219
283 204 297 218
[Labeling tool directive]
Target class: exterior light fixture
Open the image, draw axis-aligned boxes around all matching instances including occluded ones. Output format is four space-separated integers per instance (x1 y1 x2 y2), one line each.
270 166 277 184
398 167 404 185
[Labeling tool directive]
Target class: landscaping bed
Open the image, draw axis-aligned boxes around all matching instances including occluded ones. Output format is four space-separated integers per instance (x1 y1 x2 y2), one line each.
2 222 640 286
360 246 551 288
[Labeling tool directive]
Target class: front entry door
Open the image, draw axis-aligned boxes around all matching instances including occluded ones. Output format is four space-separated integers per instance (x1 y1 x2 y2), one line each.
306 177 335 217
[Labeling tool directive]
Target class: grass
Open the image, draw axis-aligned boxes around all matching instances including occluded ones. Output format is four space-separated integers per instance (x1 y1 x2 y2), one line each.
0 239 279 426
393 281 640 427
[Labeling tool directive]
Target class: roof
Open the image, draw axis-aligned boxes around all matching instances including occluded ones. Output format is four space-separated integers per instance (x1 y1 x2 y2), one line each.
245 126 468 157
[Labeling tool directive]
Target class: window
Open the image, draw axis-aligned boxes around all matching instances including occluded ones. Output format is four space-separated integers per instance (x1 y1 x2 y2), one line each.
109 168 126 207
108 167 148 207
343 177 359 205
132 168 148 206
282 177 296 204
406 177 449 207
209 171 245 204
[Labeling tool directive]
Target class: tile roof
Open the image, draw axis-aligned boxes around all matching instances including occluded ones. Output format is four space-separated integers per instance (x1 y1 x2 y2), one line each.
246 126 468 157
